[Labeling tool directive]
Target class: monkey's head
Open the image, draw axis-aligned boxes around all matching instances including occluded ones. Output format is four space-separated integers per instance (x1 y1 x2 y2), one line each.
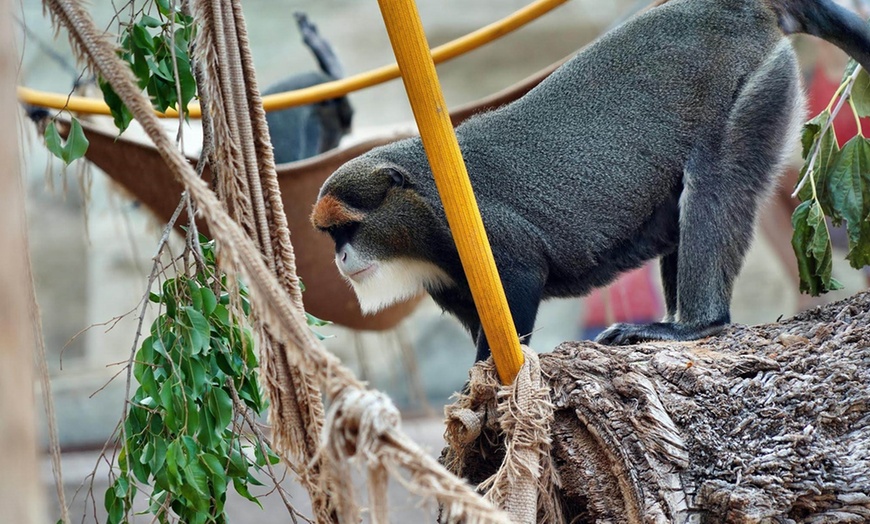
311 153 455 314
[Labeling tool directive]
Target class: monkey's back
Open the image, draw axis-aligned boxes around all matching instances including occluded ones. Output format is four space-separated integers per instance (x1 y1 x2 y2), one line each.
440 0 792 296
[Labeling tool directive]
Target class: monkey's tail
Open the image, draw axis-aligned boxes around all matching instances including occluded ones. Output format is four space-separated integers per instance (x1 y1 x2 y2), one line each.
771 0 870 71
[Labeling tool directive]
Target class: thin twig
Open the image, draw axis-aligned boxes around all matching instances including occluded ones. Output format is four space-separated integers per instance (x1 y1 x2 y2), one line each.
59 308 136 370
117 194 187 476
227 379 311 524
168 0 185 150
79 419 122 524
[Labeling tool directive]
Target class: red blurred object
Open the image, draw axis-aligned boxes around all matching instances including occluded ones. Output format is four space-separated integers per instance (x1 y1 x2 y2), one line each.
806 63 870 146
582 263 663 337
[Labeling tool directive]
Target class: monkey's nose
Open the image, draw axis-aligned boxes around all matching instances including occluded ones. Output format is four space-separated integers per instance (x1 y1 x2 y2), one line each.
341 251 347 263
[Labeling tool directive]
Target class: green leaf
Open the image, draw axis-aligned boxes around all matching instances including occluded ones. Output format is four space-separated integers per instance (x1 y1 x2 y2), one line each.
200 453 225 476
797 111 839 207
197 405 216 448
149 435 168 473
148 490 168 515
143 367 160 399
42 118 89 166
842 59 860 84
246 472 265 487
305 312 331 327
131 22 156 53
161 279 178 319
113 476 130 498
209 387 233 431
850 67 870 118
98 76 134 134
212 473 228 514
847 220 870 269
130 47 150 89
141 441 155 466
212 304 231 326
166 440 183 489
104 484 124 524
158 381 178 432
184 459 210 496
828 137 870 250
156 0 172 16
140 14 163 28
800 110 829 160
185 394 200 431
807 201 832 276
186 357 208 397
43 121 64 161
64 118 90 164
214 350 238 377
187 279 204 312
200 287 218 316
232 477 262 508
228 443 248 476
792 201 817 295
238 379 263 412
791 200 843 295
184 307 211 354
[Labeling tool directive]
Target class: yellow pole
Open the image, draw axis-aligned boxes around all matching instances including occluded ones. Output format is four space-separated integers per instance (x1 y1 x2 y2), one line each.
376 0 524 383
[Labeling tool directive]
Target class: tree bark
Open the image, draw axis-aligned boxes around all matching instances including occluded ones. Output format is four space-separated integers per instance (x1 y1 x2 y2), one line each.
454 292 870 523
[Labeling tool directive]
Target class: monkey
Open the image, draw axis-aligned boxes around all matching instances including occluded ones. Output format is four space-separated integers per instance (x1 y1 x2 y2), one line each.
311 0 870 362
264 13 353 164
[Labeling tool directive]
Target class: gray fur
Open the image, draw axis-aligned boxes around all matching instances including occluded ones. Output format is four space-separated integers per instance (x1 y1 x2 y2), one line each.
314 0 869 360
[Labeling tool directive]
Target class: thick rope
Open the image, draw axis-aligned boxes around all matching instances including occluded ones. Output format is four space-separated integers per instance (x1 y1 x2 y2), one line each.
41 1 509 522
230 0 305 309
194 2 256 239
323 389 511 524
190 0 331 519
445 347 562 523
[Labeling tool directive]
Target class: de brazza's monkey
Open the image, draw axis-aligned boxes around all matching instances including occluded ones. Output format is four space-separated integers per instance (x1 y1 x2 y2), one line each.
312 0 870 362
264 13 353 164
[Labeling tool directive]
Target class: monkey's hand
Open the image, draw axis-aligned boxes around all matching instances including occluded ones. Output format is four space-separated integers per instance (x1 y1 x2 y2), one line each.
595 321 726 346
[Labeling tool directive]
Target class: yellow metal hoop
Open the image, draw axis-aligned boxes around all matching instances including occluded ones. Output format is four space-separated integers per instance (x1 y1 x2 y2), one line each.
17 0 567 118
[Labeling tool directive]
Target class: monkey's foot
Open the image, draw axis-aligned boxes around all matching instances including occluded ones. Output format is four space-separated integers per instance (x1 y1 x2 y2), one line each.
594 321 726 346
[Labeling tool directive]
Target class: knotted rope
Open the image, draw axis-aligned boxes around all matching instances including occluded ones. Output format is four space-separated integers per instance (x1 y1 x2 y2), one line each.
445 347 562 523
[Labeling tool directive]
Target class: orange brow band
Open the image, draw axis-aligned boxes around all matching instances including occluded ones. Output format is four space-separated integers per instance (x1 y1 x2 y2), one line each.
310 194 366 229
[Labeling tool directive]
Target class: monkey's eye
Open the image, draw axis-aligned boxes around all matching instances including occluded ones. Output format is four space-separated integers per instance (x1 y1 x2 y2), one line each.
383 167 406 187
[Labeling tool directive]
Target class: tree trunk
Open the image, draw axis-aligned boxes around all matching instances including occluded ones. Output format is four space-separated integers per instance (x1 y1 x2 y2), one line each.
454 292 870 523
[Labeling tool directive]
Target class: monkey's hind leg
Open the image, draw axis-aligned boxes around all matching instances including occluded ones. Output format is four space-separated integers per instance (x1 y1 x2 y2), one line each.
597 42 803 346
660 251 679 322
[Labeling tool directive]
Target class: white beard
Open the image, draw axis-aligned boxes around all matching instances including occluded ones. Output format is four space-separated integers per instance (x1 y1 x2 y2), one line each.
343 258 454 314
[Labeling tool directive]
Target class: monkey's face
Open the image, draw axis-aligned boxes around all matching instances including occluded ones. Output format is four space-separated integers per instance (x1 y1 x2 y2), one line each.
311 157 453 314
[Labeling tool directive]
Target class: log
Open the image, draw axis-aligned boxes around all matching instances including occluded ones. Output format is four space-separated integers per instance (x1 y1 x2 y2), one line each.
450 292 870 523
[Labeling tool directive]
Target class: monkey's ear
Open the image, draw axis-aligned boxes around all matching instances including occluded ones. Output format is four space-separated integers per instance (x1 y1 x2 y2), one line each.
382 167 406 187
